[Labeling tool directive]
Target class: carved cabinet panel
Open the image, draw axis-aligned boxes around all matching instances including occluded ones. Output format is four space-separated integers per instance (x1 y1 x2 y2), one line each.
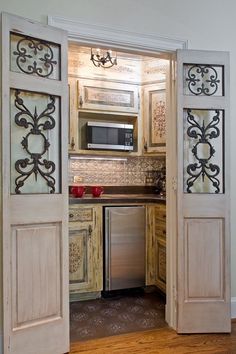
69 205 103 297
78 79 139 113
142 82 166 155
146 203 166 293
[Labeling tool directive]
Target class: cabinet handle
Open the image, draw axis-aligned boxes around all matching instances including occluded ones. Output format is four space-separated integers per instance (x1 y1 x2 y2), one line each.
70 137 75 150
88 224 92 237
144 141 147 152
79 96 83 107
69 213 74 218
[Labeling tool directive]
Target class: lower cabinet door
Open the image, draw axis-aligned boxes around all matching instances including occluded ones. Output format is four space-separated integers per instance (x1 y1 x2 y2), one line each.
69 205 103 296
146 204 166 293
156 238 166 293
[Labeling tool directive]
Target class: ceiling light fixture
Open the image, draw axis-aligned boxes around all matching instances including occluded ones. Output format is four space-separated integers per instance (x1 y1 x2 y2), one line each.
90 48 117 68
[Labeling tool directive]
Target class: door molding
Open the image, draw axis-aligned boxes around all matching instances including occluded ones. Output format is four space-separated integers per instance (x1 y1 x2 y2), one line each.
48 15 188 329
48 16 188 53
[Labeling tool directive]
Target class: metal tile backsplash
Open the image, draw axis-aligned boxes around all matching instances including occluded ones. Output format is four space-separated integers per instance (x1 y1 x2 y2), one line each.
69 156 165 186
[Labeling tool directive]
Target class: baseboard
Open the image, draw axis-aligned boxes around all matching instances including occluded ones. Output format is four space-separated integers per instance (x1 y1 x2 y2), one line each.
231 297 236 319
70 291 101 302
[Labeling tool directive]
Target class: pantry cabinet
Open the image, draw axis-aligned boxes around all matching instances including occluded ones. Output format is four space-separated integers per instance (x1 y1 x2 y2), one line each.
69 205 103 300
68 78 167 156
68 76 140 155
146 203 166 293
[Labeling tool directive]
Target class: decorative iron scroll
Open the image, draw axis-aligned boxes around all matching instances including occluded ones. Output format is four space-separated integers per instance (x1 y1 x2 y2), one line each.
12 34 57 78
185 109 221 193
14 90 56 194
185 64 221 96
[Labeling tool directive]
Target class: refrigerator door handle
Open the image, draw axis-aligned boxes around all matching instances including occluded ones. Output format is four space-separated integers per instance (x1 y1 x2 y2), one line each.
105 208 111 290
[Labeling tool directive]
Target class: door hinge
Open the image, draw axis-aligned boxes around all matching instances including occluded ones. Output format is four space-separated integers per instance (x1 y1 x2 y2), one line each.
172 177 177 191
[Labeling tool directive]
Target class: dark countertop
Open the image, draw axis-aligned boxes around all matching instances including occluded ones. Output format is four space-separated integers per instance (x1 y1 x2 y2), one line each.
69 193 166 204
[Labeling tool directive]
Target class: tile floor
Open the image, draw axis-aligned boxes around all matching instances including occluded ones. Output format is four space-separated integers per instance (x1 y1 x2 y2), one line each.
70 290 167 342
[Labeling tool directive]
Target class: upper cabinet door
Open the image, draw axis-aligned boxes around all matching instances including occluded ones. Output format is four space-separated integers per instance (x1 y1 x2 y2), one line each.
142 81 166 155
1 13 69 354
78 79 139 113
176 49 230 333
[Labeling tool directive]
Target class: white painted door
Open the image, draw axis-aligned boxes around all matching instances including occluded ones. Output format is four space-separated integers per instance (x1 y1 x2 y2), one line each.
176 50 230 332
1 13 69 353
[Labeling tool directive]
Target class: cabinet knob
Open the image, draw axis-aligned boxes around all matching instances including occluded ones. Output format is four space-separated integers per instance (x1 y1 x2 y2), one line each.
144 141 147 151
69 213 74 218
79 96 83 107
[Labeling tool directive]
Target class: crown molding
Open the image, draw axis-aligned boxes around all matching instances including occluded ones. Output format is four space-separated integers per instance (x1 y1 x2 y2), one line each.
48 16 188 53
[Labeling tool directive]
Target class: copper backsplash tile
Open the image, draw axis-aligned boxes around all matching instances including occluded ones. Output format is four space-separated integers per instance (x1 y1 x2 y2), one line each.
69 156 165 186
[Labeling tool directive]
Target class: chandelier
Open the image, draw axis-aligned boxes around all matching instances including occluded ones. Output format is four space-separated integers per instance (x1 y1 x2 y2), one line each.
90 48 117 68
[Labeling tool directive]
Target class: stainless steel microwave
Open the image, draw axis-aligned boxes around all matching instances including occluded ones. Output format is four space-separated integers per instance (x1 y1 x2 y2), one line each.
86 122 134 151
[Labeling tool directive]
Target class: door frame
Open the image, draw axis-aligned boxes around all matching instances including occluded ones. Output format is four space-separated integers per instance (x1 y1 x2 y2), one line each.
48 15 188 329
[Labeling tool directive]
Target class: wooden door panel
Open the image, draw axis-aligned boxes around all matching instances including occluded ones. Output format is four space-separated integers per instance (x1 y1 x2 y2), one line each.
177 49 230 333
184 218 224 300
1 13 69 354
12 223 61 329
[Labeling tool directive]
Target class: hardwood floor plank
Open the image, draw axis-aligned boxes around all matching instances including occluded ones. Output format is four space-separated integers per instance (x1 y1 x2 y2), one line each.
70 322 236 354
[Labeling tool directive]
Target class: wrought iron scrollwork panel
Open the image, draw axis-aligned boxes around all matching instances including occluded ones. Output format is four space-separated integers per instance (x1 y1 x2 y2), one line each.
183 64 224 96
10 32 60 80
183 109 224 194
11 89 60 194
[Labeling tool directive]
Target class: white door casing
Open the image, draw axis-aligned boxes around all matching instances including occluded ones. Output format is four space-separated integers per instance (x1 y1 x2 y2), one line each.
177 49 230 332
1 13 69 354
49 15 187 330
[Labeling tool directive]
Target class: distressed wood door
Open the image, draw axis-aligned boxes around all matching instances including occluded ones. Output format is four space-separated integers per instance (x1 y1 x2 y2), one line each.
177 50 230 332
1 13 69 353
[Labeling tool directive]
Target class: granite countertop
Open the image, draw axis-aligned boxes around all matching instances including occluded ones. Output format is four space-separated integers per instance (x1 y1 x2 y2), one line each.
69 193 166 204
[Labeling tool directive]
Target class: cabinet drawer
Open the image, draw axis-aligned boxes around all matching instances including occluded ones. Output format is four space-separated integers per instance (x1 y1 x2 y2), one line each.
69 206 94 222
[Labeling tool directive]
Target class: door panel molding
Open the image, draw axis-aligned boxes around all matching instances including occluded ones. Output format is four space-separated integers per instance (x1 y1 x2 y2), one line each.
12 223 61 330
184 218 224 301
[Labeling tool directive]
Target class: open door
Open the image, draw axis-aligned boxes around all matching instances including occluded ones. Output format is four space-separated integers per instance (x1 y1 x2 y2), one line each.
1 13 69 353
176 49 230 332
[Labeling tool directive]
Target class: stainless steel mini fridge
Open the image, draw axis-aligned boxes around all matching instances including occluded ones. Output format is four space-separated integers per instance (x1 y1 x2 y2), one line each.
104 206 145 291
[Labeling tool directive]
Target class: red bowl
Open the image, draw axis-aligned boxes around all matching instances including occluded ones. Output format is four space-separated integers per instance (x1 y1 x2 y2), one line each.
91 186 104 197
70 186 86 198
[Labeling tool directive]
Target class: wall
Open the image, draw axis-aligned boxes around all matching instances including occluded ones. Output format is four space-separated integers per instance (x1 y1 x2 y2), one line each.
1 0 236 340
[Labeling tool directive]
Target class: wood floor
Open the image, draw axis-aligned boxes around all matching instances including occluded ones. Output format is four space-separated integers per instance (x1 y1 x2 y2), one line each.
70 321 236 354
